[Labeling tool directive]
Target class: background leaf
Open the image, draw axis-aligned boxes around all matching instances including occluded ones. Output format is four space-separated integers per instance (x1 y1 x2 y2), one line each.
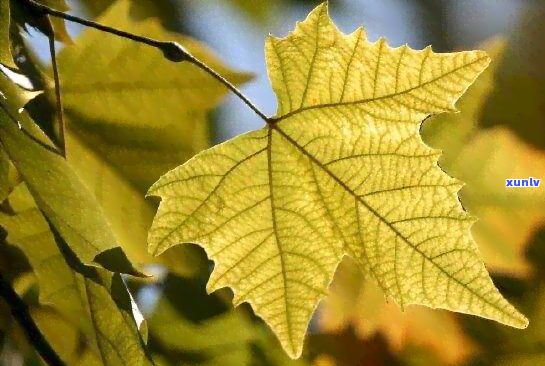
44 0 253 275
56 0 253 192
9 0 72 44
421 37 545 279
0 183 151 365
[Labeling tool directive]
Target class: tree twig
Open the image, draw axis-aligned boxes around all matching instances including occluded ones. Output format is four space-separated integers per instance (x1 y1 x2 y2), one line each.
25 0 269 123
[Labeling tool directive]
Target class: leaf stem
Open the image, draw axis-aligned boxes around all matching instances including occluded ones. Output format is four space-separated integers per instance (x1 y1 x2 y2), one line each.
48 30 65 158
0 271 68 366
185 53 269 121
25 0 270 123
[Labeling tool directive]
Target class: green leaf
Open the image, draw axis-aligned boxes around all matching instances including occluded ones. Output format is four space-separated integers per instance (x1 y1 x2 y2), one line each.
479 9 545 151
147 279 256 362
34 0 70 13
56 0 253 192
0 94 144 275
0 0 15 68
0 147 17 203
38 0 72 43
226 0 281 23
0 184 151 365
148 3 528 359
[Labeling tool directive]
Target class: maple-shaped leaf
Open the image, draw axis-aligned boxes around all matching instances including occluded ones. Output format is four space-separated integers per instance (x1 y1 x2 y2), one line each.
147 3 528 358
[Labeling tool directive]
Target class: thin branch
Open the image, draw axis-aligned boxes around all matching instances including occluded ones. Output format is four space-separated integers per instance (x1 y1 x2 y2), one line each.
25 0 269 122
48 28 66 158
185 52 269 121
25 0 163 48
0 272 67 366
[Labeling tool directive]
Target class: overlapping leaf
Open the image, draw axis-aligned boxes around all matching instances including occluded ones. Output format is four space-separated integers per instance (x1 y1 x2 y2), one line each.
56 0 253 192
46 0 252 275
0 82 143 275
148 3 528 358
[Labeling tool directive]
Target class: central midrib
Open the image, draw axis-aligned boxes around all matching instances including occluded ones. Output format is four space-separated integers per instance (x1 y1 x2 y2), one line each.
271 123 509 318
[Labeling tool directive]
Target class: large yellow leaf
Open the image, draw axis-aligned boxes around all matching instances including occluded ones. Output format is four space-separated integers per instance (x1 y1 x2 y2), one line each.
316 37 544 365
147 3 528 358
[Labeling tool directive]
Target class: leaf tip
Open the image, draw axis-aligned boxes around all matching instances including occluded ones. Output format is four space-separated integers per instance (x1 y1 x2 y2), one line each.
502 310 529 330
518 316 530 329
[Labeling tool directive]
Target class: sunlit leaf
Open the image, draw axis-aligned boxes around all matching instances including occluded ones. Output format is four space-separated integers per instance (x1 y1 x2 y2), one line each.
148 3 528 358
316 36 543 365
421 37 545 278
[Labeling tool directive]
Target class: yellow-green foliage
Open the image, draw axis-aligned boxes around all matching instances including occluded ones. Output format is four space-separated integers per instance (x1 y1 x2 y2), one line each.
148 3 528 358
